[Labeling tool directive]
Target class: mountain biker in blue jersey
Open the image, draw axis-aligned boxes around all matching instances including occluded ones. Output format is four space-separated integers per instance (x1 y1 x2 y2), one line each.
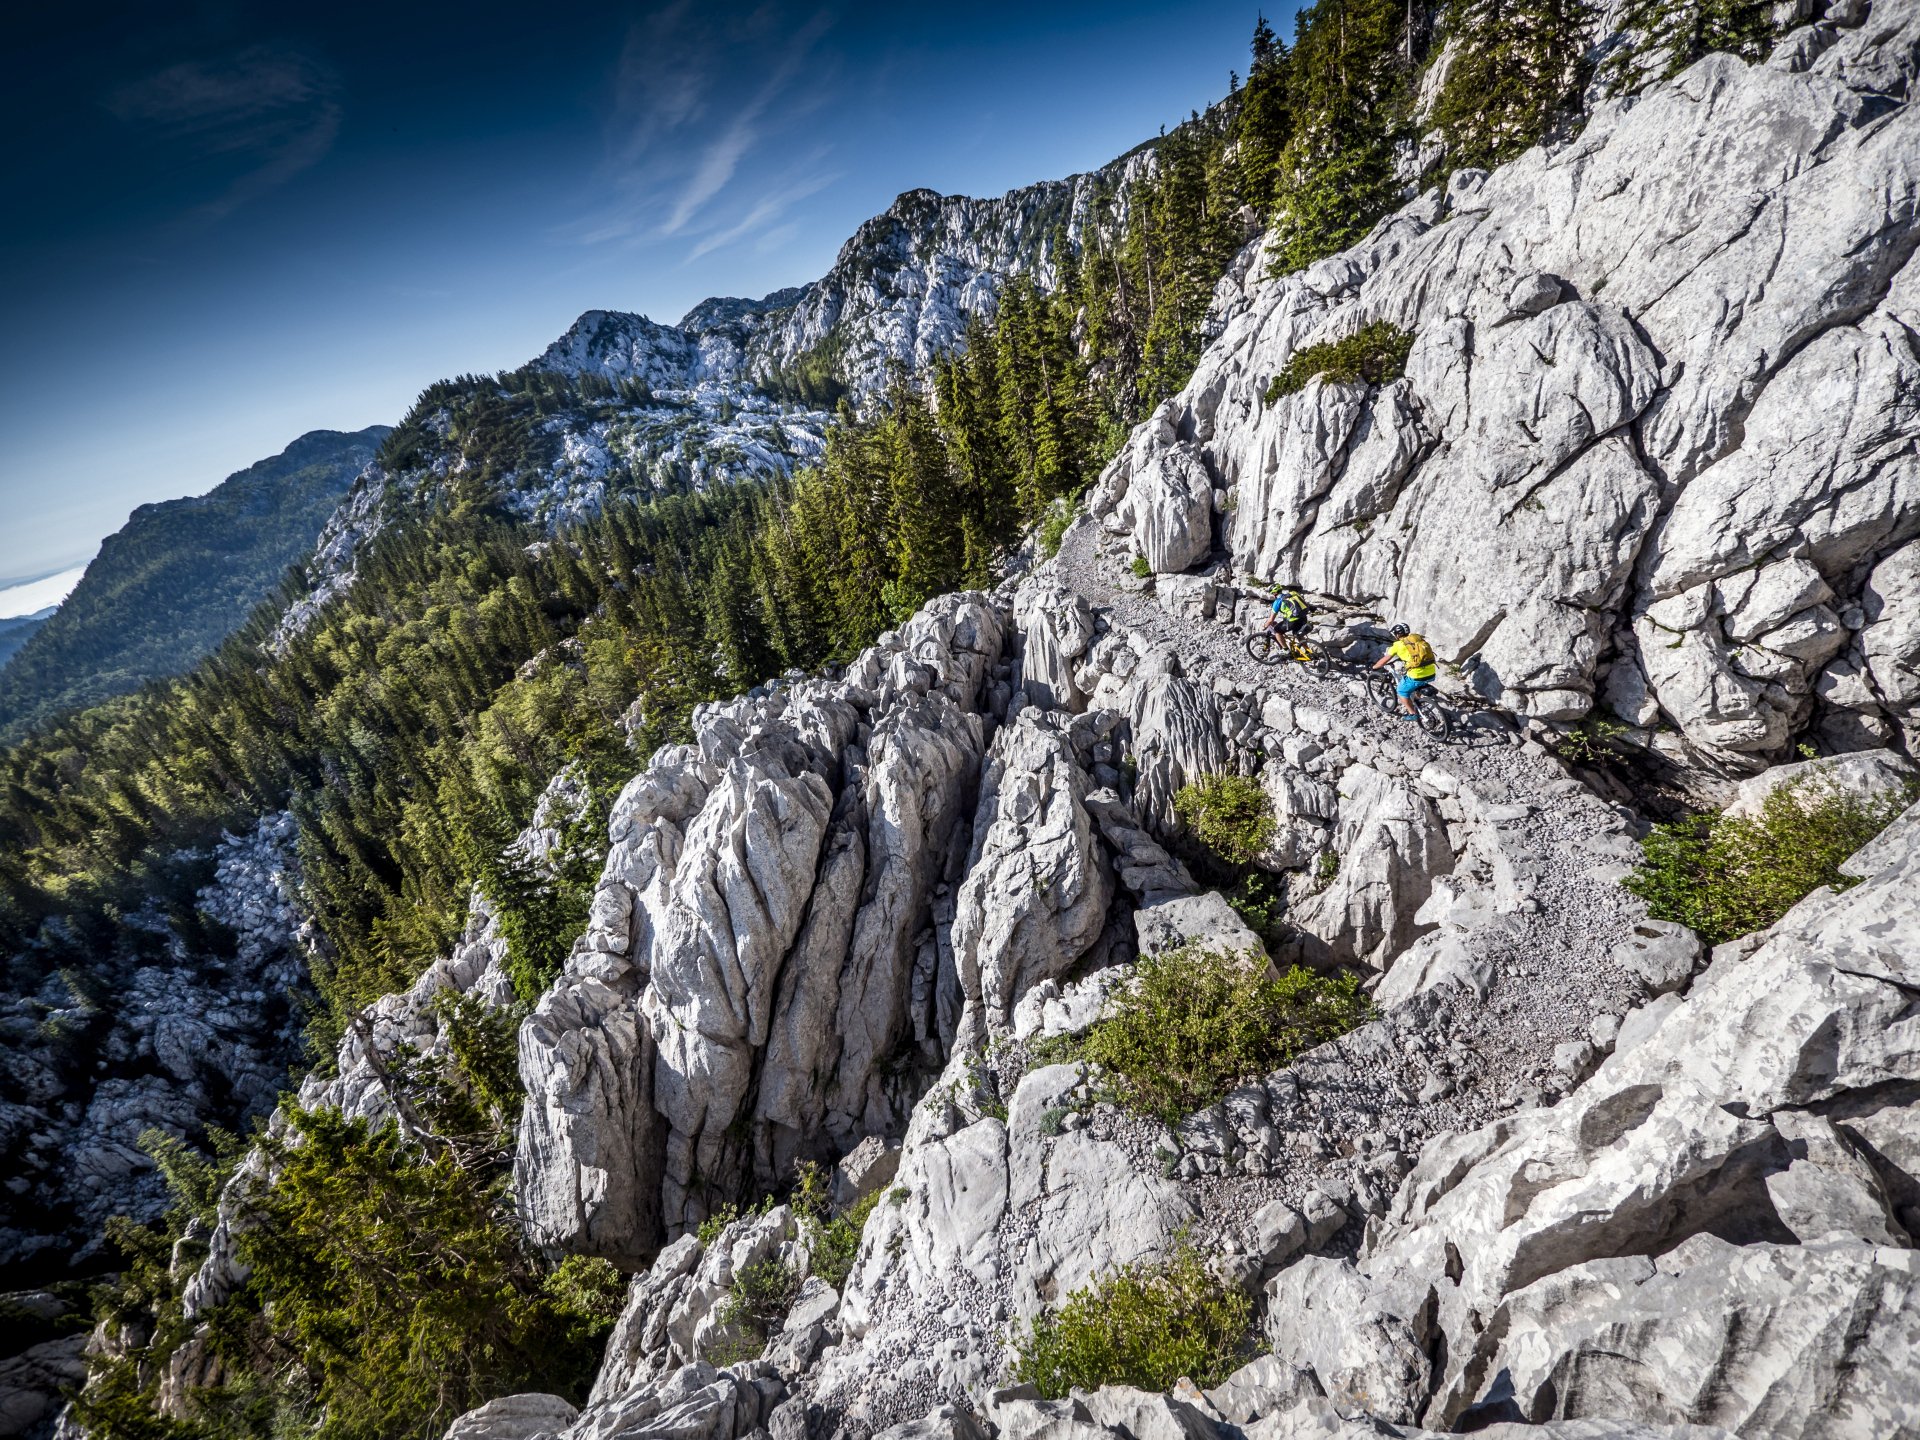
1267 586 1309 641
1372 623 1437 717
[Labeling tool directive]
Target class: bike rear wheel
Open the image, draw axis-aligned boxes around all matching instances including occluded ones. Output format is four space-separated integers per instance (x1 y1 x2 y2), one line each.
1414 687 1452 740
1303 639 1332 677
1246 632 1282 666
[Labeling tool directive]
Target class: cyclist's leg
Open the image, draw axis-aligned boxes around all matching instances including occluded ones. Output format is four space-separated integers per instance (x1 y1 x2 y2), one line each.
1395 674 1420 714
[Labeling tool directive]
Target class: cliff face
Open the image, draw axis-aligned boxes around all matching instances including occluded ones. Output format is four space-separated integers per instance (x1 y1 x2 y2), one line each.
1090 10 1920 775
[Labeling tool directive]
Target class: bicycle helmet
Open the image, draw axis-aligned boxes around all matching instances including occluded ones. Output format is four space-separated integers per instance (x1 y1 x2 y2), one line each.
1389 623 1410 639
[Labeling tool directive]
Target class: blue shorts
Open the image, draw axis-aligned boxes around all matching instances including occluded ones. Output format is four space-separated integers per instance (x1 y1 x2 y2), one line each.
1396 676 1432 698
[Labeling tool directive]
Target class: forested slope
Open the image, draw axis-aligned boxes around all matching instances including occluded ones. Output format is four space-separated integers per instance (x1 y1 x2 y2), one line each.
0 428 388 740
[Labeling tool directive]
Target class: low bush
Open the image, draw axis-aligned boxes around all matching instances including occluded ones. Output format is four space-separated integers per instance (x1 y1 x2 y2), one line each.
809 1187 883 1290
1173 774 1276 866
1624 776 1916 944
1226 873 1286 948
1075 945 1369 1122
706 1257 802 1365
1131 555 1153 579
1038 499 1077 559
1010 1241 1252 1397
1264 321 1414 404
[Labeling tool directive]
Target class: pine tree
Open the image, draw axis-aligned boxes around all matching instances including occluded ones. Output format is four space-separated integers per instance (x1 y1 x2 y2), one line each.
1266 0 1415 274
1431 0 1597 178
1602 0 1773 93
1238 16 1294 215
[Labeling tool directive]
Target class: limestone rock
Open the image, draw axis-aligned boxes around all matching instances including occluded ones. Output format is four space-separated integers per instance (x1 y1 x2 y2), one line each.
441 1394 579 1440
952 714 1113 1033
1724 748 1918 819
1288 765 1451 971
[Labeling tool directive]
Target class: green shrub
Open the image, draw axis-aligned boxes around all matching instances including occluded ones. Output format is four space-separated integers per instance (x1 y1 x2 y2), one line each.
1038 500 1077 559
1315 849 1340 885
1011 1241 1252 1398
1553 714 1631 767
1131 555 1153 580
706 1257 802 1365
1076 946 1370 1123
1624 777 1915 945
1226 873 1286 948
228 1106 618 1440
1264 322 1415 404
809 1187 883 1291
1173 774 1276 866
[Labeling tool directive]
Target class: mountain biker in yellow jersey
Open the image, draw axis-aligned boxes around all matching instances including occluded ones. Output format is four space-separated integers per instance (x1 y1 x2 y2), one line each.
1372 623 1437 716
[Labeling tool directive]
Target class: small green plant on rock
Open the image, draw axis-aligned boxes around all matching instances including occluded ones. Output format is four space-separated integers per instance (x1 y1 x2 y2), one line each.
1264 321 1414 404
1038 499 1077 559
1131 555 1153 580
706 1256 802 1365
809 1187 884 1291
1226 873 1287 948
1623 776 1917 945
1553 713 1631 767
1173 773 1276 866
1075 945 1370 1123
1011 1241 1253 1397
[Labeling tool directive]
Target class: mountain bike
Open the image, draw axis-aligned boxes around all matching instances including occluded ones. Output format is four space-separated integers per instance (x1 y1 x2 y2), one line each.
1366 665 1453 740
1246 625 1331 676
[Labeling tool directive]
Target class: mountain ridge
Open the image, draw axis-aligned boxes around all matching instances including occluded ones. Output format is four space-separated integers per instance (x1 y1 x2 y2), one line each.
0 426 388 740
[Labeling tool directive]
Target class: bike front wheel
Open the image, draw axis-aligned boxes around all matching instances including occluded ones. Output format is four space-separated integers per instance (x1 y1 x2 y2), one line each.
1365 671 1398 713
1246 632 1282 666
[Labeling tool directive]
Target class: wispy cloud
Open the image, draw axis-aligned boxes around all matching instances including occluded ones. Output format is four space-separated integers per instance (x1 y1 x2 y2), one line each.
688 161 840 259
564 5 843 258
107 45 341 223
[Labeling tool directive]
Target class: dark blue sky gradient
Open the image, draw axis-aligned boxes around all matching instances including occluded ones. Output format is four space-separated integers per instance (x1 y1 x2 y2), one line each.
0 1 1291 580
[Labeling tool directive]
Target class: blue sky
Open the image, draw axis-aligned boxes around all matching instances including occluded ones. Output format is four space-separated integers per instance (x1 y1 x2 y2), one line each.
0 1 1289 582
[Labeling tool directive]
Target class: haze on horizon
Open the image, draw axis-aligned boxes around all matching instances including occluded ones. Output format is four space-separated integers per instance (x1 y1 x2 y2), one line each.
0 0 1289 581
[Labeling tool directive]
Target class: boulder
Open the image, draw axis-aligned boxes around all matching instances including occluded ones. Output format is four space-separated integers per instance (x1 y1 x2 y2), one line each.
441 1395 579 1440
952 715 1113 1033
1723 748 1918 819
1288 765 1451 971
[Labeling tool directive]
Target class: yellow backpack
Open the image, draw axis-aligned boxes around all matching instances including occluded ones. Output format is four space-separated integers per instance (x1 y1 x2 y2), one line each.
1398 634 1435 671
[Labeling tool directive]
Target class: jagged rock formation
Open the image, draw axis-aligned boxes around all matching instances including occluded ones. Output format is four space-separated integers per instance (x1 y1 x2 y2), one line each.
543 177 1131 404
1088 2 1920 775
515 596 1004 1265
0 815 306 1274
436 9 1920 1440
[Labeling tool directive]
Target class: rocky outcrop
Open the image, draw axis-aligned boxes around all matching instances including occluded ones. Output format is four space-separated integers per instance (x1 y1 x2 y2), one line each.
1268 798 1920 1434
0 813 307 1273
1087 2 1920 773
516 596 1003 1261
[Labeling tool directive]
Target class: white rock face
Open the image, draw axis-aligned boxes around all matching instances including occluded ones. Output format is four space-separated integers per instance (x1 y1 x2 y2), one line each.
1288 763 1451 971
439 1394 578 1440
1274 798 1920 1434
1722 742 1918 818
1087 7 1920 765
516 595 1003 1260
951 714 1112 1034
